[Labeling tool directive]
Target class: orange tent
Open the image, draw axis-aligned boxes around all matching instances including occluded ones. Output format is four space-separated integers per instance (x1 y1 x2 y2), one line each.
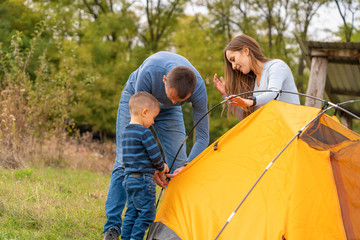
148 100 360 240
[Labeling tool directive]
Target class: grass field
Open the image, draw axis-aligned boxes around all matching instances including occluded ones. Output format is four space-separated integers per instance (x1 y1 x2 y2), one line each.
0 168 110 240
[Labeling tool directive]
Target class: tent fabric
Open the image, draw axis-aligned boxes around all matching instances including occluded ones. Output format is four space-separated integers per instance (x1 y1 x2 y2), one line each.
331 142 360 239
299 114 360 239
149 100 359 240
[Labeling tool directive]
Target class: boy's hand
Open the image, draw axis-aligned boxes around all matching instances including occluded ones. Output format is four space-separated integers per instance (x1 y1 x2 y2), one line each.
153 169 168 189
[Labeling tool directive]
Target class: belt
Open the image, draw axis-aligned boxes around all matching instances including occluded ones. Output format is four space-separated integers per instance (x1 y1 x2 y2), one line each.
129 173 142 178
128 173 152 178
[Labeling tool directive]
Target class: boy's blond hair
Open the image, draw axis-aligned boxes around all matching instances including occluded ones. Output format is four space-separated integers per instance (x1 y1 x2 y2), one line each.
129 91 160 116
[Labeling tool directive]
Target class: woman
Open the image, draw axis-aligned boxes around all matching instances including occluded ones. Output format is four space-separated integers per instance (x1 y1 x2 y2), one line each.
214 34 300 120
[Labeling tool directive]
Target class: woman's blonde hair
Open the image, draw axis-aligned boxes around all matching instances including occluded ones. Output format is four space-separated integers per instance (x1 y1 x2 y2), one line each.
224 35 270 119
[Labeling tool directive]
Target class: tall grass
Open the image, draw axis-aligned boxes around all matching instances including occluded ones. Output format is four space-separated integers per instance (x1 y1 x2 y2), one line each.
0 20 94 169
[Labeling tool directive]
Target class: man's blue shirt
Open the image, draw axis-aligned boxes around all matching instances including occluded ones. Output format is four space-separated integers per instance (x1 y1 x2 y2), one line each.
124 51 209 162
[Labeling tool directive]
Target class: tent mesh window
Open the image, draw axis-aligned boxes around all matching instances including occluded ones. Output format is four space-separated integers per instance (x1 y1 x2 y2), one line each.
147 222 181 240
300 114 360 239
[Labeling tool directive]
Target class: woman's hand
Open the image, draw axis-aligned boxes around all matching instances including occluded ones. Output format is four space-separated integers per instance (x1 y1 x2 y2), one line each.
213 74 226 96
226 95 253 107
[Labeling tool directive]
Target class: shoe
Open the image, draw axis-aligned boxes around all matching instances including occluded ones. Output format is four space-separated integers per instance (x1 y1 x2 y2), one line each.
103 227 119 240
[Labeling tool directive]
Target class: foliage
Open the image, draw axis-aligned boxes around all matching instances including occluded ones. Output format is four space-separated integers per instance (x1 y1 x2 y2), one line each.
0 20 78 168
139 0 188 52
0 0 42 52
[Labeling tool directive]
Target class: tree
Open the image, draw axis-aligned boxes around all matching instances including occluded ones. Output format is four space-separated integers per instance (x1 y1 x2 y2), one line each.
252 0 292 58
202 0 234 41
291 0 329 93
139 0 187 52
0 0 42 51
0 0 45 82
200 0 258 41
334 0 359 42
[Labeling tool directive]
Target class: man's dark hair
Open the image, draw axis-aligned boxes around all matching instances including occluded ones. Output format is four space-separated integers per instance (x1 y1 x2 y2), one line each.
166 66 197 99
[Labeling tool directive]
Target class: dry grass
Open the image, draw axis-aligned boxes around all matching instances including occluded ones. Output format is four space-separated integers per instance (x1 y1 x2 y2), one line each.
61 133 115 174
0 132 115 175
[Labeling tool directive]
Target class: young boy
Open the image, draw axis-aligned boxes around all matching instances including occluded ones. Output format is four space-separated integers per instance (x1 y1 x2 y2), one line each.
121 91 168 240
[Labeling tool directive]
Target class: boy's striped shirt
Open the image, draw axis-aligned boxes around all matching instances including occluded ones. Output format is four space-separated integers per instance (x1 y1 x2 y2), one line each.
122 124 164 174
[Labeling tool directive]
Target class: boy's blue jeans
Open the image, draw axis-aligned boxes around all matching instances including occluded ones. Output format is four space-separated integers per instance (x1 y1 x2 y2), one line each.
121 173 156 240
103 89 187 234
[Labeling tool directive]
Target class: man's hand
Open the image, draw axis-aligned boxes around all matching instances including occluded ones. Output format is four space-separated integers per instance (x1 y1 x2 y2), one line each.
163 163 169 174
166 166 185 179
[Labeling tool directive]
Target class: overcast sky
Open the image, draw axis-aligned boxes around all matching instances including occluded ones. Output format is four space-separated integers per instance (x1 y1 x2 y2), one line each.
186 1 359 42
308 2 345 41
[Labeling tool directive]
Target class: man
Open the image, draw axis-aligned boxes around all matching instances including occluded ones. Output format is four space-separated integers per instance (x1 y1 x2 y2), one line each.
103 51 209 240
